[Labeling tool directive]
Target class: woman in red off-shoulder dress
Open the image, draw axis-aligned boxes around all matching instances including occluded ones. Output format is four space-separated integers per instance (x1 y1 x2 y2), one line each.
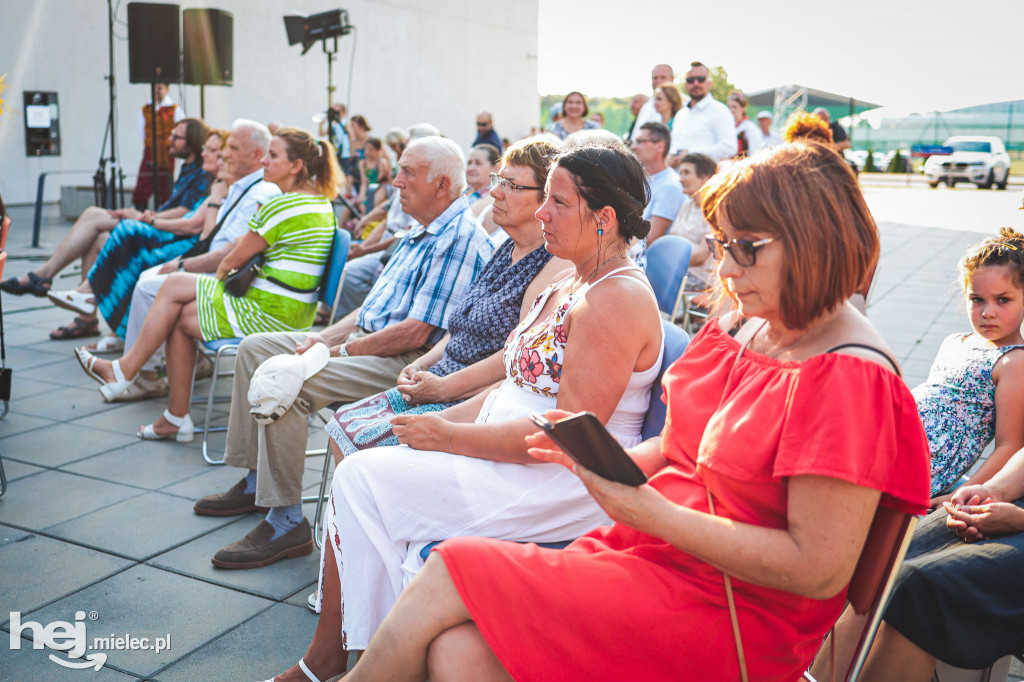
337 141 931 682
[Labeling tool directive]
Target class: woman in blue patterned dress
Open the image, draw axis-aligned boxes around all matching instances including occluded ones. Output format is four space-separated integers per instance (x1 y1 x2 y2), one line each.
74 128 341 442
79 129 230 347
44 130 222 342
324 137 567 457
913 227 1024 506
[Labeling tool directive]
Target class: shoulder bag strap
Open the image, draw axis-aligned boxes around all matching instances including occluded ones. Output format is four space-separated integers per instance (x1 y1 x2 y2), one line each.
706 488 749 682
259 206 339 295
825 342 902 377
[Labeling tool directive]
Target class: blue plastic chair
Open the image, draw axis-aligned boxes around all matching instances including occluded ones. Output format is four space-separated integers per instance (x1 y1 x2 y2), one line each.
645 235 692 322
417 319 690 562
194 226 353 464
641 320 690 440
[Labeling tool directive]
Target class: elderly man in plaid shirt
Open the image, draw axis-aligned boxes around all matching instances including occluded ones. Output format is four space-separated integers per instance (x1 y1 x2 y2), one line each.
195 136 494 568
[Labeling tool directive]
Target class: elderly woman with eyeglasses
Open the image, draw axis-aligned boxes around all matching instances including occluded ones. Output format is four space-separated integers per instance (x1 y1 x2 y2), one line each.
323 141 930 682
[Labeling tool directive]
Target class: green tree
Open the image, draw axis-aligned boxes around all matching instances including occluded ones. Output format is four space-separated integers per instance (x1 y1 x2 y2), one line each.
863 148 878 173
887 150 907 173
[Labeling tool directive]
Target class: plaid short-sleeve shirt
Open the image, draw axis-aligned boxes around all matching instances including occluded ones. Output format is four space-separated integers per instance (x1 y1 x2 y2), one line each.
357 195 494 345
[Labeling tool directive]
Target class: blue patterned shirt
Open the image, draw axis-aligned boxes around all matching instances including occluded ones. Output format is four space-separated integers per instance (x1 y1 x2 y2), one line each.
158 160 213 212
358 195 494 345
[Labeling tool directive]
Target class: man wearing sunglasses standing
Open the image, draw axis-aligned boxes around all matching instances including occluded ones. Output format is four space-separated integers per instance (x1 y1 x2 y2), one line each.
669 61 736 166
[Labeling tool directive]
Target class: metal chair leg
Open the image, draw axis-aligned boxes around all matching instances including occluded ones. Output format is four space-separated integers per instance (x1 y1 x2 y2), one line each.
313 434 333 550
300 411 336 550
0 452 7 498
198 345 233 465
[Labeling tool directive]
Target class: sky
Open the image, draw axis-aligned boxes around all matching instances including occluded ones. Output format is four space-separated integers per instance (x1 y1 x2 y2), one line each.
537 0 1023 118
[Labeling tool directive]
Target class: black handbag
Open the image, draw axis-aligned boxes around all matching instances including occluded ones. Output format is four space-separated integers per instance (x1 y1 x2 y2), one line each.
223 253 265 297
223 255 324 298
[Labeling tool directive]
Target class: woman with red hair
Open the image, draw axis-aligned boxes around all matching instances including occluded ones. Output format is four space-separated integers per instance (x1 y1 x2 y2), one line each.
333 141 931 682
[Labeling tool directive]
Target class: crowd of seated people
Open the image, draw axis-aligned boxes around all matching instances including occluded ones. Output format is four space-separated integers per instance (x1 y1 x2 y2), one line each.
18 60 1014 681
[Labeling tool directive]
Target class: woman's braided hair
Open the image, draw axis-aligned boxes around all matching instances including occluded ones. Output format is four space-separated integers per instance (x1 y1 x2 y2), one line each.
959 227 1024 293
553 143 651 242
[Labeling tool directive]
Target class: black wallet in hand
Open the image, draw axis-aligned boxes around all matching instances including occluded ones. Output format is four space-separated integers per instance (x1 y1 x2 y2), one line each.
530 411 648 487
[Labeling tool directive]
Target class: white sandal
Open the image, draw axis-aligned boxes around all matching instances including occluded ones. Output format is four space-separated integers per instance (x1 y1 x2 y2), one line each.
256 659 324 682
74 346 107 386
138 409 194 442
47 288 97 316
98 359 136 402
86 334 125 354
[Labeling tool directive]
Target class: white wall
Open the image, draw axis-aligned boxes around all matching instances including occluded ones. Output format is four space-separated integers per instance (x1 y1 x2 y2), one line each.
0 0 539 204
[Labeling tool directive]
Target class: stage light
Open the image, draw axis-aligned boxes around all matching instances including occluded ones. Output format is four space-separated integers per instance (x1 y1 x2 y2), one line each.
283 9 352 55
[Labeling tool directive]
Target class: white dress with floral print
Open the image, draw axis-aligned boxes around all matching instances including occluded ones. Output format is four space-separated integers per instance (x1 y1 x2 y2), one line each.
314 266 664 650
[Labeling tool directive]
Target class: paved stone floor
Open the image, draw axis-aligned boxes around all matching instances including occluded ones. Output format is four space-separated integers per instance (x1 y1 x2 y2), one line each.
0 194 1020 680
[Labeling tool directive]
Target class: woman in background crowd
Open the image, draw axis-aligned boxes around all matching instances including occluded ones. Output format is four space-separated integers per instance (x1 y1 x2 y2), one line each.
548 91 600 140
728 90 763 157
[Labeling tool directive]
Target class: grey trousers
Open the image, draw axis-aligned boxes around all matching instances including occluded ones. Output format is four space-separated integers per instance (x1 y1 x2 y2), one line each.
223 330 427 507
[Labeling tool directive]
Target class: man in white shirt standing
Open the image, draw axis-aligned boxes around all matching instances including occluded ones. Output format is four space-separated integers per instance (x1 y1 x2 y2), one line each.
669 61 736 165
632 122 684 244
627 64 674 142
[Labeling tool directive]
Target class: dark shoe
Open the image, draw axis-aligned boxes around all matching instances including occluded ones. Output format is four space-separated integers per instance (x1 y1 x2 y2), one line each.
49 316 100 340
194 478 269 517
1 272 52 297
211 519 313 569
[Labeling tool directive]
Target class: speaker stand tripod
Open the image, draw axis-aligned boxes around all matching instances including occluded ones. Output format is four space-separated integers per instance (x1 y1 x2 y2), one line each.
95 0 125 210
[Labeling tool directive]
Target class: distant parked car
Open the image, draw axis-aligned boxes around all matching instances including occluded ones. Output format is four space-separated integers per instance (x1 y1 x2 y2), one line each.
845 150 868 171
924 136 1010 189
843 150 888 173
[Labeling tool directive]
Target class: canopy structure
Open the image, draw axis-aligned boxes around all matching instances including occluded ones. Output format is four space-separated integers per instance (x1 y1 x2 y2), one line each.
746 85 882 140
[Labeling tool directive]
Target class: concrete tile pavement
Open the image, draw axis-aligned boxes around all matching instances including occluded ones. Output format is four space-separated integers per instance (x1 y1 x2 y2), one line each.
0 200 1001 680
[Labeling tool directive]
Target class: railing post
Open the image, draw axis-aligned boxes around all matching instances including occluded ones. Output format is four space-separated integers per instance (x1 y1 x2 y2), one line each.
32 172 48 248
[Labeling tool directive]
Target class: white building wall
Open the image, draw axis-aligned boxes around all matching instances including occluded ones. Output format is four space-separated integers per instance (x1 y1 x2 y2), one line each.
0 0 539 204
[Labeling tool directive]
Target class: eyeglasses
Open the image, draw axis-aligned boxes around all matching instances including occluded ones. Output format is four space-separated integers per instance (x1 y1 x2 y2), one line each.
170 133 186 141
476 122 490 127
685 76 707 84
490 173 541 192
705 235 775 267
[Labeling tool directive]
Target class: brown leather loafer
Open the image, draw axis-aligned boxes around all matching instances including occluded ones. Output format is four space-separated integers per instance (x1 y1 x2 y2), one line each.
211 519 313 569
194 478 269 517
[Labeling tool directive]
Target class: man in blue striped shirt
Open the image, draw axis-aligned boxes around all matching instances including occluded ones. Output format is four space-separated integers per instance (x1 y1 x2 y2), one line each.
195 136 494 569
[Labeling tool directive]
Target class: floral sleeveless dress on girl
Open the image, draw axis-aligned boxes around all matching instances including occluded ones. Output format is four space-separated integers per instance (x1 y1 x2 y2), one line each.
913 332 1024 495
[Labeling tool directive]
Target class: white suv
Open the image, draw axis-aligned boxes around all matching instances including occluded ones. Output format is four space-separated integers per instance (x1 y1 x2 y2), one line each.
924 136 1010 189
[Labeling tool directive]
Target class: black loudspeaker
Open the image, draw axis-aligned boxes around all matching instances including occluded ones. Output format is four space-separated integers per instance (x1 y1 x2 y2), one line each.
127 3 181 83
183 9 233 86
